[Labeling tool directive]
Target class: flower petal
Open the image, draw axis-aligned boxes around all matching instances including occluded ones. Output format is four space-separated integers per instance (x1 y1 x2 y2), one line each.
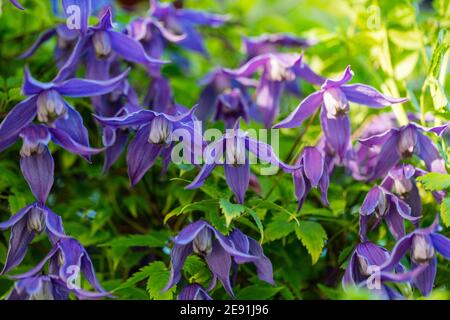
49 127 103 158
430 233 450 260
224 161 250 204
322 65 353 89
62 0 92 34
164 244 193 291
416 131 446 174
205 240 235 298
303 147 324 187
341 84 408 108
412 258 437 296
94 110 156 128
18 28 57 59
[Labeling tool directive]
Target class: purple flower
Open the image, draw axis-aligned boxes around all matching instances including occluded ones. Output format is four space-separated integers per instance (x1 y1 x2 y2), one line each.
149 0 229 56
56 8 167 81
94 107 203 186
343 241 427 299
274 66 408 161
12 237 111 298
213 88 250 128
177 283 213 300
359 185 419 241
0 203 65 274
359 122 448 180
143 76 188 115
379 217 450 296
163 220 271 298
186 121 298 204
292 146 330 210
7 274 108 300
224 53 305 127
9 0 25 10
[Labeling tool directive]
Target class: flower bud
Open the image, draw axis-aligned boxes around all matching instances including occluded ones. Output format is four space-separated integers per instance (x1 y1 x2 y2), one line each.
27 208 46 233
92 31 112 58
323 87 349 118
193 228 213 256
148 116 173 144
37 90 67 123
412 235 435 263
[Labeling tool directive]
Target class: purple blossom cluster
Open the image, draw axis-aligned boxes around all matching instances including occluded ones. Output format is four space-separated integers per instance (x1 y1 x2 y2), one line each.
1 0 448 300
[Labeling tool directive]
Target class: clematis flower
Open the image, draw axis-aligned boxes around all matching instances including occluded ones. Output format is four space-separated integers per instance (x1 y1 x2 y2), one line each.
55 8 167 81
94 107 203 186
163 220 264 298
223 53 306 127
0 66 130 154
0 202 65 274
7 274 109 300
143 76 188 115
12 237 111 298
9 0 25 10
213 88 250 128
274 66 408 161
379 217 450 296
359 122 448 180
359 185 419 240
149 0 229 56
343 241 427 300
126 16 186 60
177 283 213 300
186 121 298 204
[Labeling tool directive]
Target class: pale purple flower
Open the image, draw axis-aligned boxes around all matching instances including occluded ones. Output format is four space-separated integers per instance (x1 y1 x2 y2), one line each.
274 66 408 161
177 284 212 300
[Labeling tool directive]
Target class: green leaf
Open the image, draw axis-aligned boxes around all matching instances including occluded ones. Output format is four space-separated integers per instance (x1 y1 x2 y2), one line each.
164 199 218 223
441 195 450 228
417 173 450 191
264 215 296 242
8 195 27 214
146 261 175 300
183 255 211 287
115 264 155 291
236 284 283 300
100 230 170 249
219 198 245 227
294 221 327 264
247 208 264 242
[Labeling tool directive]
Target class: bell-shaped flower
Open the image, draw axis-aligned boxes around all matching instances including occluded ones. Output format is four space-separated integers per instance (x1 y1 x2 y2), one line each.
343 241 427 300
94 107 203 186
274 66 408 161
359 185 419 240
0 66 129 154
379 217 450 296
213 88 250 128
291 146 330 211
55 8 167 81
224 53 306 127
149 0 229 56
177 283 213 300
186 121 298 204
359 122 448 180
0 202 65 274
11 237 111 298
163 220 265 298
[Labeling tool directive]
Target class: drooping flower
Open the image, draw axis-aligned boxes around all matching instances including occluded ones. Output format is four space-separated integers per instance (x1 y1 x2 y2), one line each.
143 75 188 115
55 8 167 81
0 202 65 274
359 185 419 240
7 274 108 300
94 107 203 186
177 283 213 300
274 66 408 161
149 0 229 57
163 220 270 298
379 217 450 296
223 53 306 127
186 121 298 204
291 146 330 211
359 122 448 180
212 88 250 128
11 237 111 298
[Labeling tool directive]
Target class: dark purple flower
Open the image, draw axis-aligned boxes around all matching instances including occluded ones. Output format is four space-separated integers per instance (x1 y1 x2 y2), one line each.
224 53 304 127
7 274 108 300
359 122 448 180
163 220 268 298
149 0 229 56
94 107 203 186
186 121 298 204
213 88 250 128
292 146 330 210
379 217 450 296
343 241 427 299
274 66 408 161
177 283 213 300
0 202 65 274
55 8 167 81
12 237 111 298
143 76 188 115
359 185 419 240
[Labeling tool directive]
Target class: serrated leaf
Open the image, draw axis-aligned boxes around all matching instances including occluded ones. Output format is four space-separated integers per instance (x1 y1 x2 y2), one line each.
99 231 170 248
247 208 264 242
115 264 155 291
294 221 327 264
417 173 450 191
183 255 211 287
264 215 296 242
441 195 450 228
219 198 245 227
146 261 175 300
164 199 218 223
